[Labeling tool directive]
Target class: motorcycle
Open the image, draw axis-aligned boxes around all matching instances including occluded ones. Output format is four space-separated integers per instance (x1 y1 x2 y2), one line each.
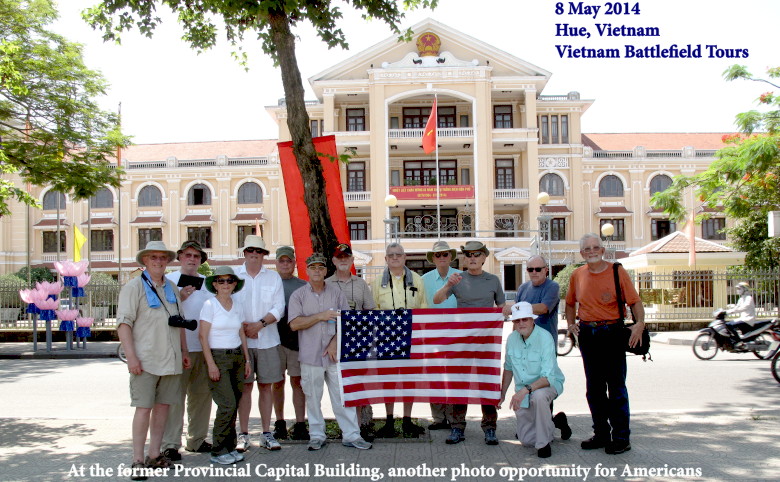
692 309 780 360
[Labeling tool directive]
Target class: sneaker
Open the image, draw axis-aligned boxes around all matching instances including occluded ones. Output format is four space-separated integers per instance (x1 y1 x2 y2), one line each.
260 431 282 451
342 437 372 450
308 438 326 451
581 436 609 450
129 461 148 481
144 454 172 469
402 416 425 437
210 453 237 465
162 448 181 462
428 420 450 430
237 432 251 452
445 427 465 445
274 420 288 440
484 428 499 445
291 422 310 441
605 439 631 455
553 412 572 440
537 443 552 458
375 417 396 438
186 441 212 453
229 450 244 462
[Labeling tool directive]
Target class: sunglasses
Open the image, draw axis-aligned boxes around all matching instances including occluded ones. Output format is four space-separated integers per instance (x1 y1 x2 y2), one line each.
386 253 404 259
214 277 238 284
464 252 483 258
433 252 451 258
526 267 546 273
244 247 267 254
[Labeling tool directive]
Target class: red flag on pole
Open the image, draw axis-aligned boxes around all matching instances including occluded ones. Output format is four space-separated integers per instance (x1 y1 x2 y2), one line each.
422 98 437 154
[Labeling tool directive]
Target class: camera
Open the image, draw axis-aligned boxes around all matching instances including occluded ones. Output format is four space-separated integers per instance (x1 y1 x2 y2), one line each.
168 315 198 331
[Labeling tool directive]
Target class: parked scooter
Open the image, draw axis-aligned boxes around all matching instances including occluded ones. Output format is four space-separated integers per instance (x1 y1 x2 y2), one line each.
692 309 780 360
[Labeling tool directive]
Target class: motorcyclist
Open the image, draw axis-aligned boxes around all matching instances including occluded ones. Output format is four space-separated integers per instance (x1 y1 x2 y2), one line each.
726 282 756 344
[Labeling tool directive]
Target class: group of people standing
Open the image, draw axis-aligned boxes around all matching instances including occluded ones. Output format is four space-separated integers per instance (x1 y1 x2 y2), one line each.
117 231 646 479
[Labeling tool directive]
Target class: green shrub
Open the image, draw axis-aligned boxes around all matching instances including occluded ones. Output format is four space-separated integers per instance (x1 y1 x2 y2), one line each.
0 273 26 308
553 263 584 300
15 266 56 284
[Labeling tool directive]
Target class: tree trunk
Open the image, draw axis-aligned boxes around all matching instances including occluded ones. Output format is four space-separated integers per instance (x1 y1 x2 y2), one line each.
269 11 338 264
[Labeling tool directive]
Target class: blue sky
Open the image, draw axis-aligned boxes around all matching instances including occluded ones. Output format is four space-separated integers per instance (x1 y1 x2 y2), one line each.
53 0 779 144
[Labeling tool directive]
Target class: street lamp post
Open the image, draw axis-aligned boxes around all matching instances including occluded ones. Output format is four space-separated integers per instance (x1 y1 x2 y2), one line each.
601 222 615 260
537 192 551 271
383 194 399 245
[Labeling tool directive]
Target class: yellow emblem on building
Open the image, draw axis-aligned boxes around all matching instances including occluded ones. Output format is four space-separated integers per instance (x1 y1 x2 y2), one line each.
416 32 441 57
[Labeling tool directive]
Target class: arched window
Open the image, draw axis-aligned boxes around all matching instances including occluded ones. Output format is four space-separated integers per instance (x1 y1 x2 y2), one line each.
89 188 113 208
237 182 263 204
42 191 65 210
539 173 565 196
187 183 211 206
138 185 162 207
599 175 624 197
649 174 673 196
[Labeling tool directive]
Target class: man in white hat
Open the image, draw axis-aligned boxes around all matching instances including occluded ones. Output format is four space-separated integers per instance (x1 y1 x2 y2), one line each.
726 281 757 343
117 241 190 477
235 235 285 452
499 302 566 458
161 240 214 461
420 240 458 432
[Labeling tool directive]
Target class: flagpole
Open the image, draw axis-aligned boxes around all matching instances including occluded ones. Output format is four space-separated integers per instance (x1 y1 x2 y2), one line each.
434 94 440 239
116 103 122 280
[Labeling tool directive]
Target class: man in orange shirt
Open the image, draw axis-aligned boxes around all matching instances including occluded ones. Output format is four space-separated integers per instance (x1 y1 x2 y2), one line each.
565 233 645 456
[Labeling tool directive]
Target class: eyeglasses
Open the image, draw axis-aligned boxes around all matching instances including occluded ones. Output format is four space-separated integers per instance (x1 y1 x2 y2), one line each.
433 252 450 258
386 253 404 259
581 246 603 253
464 252 483 258
308 265 327 271
526 267 546 273
244 247 267 254
214 278 238 284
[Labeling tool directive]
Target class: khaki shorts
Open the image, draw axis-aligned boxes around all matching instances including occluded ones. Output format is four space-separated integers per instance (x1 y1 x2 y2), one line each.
244 347 283 384
129 372 181 408
277 345 302 378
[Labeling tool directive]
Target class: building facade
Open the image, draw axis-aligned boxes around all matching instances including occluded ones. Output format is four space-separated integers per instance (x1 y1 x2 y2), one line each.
0 19 731 290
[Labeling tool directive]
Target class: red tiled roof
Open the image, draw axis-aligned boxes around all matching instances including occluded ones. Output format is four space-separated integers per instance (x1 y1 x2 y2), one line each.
231 213 266 221
180 215 214 223
130 216 164 224
81 218 115 226
630 231 733 256
582 133 730 151
34 219 69 227
540 206 571 213
121 140 278 163
597 206 633 214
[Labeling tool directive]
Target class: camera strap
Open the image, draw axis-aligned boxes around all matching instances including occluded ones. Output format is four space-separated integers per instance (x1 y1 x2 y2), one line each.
141 272 181 317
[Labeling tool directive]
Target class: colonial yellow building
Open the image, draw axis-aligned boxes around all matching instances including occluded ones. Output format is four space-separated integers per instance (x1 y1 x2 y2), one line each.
0 19 731 291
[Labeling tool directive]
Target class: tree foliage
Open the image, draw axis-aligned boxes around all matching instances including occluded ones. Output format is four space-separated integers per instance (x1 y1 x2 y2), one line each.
15 265 55 283
84 0 436 258
0 0 129 216
651 65 780 269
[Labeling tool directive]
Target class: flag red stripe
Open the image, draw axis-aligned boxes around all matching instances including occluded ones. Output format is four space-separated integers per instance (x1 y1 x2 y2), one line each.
413 321 503 330
340 364 500 377
345 396 498 407
343 380 499 393
413 336 501 346
410 307 503 316
410 350 500 360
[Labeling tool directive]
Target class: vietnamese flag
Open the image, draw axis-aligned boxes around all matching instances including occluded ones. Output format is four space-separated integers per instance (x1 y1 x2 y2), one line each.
422 97 437 154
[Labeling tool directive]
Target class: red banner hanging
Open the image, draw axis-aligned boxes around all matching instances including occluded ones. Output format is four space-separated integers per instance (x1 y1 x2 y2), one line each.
278 135 351 279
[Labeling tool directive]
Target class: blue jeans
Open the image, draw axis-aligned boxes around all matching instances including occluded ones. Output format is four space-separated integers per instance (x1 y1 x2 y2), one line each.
578 323 630 442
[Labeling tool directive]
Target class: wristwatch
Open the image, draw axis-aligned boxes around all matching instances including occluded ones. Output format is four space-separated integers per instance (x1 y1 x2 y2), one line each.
524 384 533 393
261 320 268 327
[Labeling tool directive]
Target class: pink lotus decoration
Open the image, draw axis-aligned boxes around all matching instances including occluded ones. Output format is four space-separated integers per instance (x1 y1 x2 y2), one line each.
54 261 88 277
76 274 91 287
19 289 36 304
55 309 79 321
36 281 63 296
76 317 94 328
36 297 60 311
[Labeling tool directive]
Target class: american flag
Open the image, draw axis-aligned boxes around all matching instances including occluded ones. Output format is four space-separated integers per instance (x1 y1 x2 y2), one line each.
337 308 504 407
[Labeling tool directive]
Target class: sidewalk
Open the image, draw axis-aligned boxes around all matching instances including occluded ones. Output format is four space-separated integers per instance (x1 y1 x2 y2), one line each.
0 332 702 359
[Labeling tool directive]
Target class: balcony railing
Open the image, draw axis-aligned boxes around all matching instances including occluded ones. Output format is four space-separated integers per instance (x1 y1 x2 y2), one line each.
344 191 371 202
227 157 269 166
493 188 529 199
388 127 474 139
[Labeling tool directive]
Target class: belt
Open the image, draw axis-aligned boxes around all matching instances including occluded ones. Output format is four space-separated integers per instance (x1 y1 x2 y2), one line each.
579 319 622 327
211 347 242 355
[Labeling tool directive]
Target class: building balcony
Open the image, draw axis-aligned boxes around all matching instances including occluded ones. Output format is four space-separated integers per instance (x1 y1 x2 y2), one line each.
493 188 529 200
344 191 371 202
388 127 474 140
